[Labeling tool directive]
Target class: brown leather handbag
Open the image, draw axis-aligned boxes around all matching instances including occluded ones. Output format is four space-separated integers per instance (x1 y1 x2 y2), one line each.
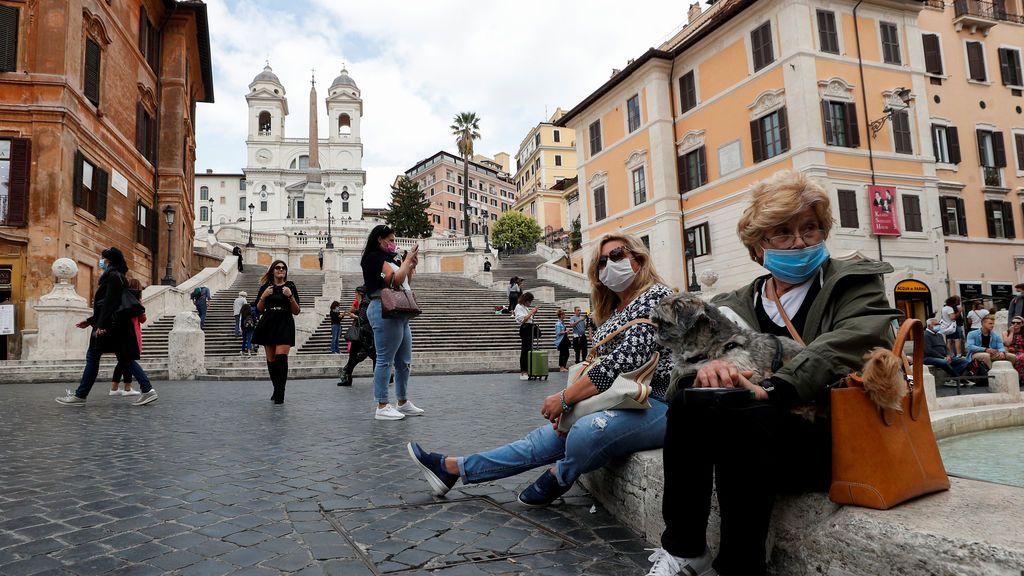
829 319 950 509
380 278 421 319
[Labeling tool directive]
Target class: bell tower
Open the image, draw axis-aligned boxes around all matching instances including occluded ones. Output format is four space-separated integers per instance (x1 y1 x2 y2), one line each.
246 63 289 142
326 66 362 145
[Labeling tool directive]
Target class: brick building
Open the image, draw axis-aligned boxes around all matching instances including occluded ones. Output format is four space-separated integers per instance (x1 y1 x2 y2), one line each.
0 0 213 358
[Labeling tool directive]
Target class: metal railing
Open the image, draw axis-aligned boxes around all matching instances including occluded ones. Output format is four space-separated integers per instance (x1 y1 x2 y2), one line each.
953 0 1024 23
983 166 1002 187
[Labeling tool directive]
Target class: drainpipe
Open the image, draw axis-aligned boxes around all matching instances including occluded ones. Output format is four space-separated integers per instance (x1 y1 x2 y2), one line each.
667 55 692 290
853 0 884 261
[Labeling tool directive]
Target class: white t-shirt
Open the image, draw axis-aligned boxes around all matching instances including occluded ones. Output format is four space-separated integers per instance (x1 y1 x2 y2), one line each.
514 304 533 325
967 309 987 330
233 296 247 316
386 262 411 290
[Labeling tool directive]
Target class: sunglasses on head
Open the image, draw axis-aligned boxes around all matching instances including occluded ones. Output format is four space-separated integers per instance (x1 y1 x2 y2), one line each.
597 247 629 269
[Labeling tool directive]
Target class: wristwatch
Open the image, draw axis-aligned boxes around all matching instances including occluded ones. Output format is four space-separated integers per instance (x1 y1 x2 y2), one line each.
559 390 573 413
759 378 776 393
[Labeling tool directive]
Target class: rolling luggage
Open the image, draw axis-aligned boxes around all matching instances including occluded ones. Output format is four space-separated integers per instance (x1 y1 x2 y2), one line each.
528 350 549 380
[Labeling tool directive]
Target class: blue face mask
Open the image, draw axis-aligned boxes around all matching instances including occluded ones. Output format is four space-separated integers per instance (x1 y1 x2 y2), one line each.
98 258 107 271
762 243 829 285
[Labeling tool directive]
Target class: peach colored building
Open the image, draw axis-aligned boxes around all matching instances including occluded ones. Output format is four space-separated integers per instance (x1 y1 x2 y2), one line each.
403 151 517 237
919 0 1024 310
559 0 948 320
511 109 579 238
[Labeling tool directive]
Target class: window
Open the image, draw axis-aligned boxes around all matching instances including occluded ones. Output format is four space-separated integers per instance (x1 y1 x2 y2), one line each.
589 120 602 155
470 192 477 201
0 5 20 72
627 94 641 133
1016 133 1024 171
136 202 154 246
73 151 107 219
678 147 707 192
686 223 710 257
448 216 456 230
679 70 697 113
940 196 967 236
640 235 650 250
447 201 456 209
199 206 208 222
342 201 349 212
0 139 29 226
294 155 309 170
553 130 560 143
922 34 943 75
84 38 101 107
902 195 923 232
137 7 158 72
447 185 455 193
931 125 961 164
985 200 1015 239
750 22 774 71
976 129 1007 186
750 108 789 162
135 104 156 163
554 155 562 167
821 101 860 148
593 185 607 221
837 189 859 228
817 10 839 54
880 22 901 65
239 178 246 191
338 113 352 136
632 166 647 205
998 48 1023 87
238 197 246 211
260 200 267 212
258 111 272 135
432 214 440 224
891 110 912 154
967 41 986 82
199 186 208 200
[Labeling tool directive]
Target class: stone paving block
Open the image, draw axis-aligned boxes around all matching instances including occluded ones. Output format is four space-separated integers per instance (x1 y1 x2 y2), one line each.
148 549 204 571
262 549 313 572
187 538 239 558
69 554 130 575
177 558 235 576
0 554 65 576
217 546 276 567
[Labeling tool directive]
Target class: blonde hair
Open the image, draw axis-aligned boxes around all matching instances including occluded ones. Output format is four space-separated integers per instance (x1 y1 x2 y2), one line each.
587 233 666 325
737 170 833 262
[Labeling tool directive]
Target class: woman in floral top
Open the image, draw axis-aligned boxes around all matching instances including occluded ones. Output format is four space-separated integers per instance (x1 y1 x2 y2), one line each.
406 234 674 506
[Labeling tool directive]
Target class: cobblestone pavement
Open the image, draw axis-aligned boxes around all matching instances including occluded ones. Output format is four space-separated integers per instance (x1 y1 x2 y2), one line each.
0 373 653 575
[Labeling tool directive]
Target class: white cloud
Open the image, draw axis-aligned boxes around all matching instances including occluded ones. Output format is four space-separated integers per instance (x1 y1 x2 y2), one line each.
196 0 688 207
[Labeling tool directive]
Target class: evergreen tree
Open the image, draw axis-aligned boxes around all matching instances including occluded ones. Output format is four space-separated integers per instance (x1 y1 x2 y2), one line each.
492 211 542 250
385 177 433 238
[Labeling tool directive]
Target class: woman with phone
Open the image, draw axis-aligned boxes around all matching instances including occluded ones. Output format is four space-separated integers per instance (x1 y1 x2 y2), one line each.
253 260 300 404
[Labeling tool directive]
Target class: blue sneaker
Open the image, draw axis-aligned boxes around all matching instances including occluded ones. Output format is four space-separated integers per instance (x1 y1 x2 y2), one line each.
517 469 572 507
407 442 458 497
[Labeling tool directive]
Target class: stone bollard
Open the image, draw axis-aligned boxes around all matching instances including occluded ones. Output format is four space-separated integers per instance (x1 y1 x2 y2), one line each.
921 368 937 411
532 285 556 304
31 259 92 360
168 311 205 380
988 360 1021 400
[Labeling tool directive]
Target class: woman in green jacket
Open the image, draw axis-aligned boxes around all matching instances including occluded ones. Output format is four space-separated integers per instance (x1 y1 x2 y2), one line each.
645 171 901 576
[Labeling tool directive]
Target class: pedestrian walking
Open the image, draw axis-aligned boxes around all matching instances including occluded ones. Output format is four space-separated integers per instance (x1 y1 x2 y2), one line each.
191 285 212 328
554 309 570 372
108 277 146 397
507 276 522 313
253 260 301 404
338 285 378 387
329 299 344 354
232 245 244 272
240 303 255 356
515 292 538 380
56 247 158 406
569 306 588 364
233 291 248 337
318 247 325 270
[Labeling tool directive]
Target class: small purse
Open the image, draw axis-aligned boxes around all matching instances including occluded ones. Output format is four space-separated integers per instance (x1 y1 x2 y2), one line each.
344 323 362 341
557 319 657 433
380 278 421 319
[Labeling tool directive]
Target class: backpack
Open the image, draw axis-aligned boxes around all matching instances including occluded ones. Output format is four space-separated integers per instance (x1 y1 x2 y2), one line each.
192 287 202 300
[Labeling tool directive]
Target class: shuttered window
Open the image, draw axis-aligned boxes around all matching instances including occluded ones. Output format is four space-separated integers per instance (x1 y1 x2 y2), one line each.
891 110 912 154
977 129 1007 167
679 146 707 193
593 185 607 222
985 200 1015 239
966 41 986 82
998 48 1023 87
837 189 859 228
880 22 901 64
817 10 839 54
822 101 860 148
685 223 711 257
922 34 943 75
135 104 157 164
750 22 774 71
136 202 156 247
588 120 602 155
940 196 967 236
137 7 159 72
679 71 697 113
72 151 108 219
84 39 101 106
631 166 647 205
0 139 30 226
750 107 789 163
902 195 923 232
931 125 961 164
1016 133 1024 171
0 5 18 72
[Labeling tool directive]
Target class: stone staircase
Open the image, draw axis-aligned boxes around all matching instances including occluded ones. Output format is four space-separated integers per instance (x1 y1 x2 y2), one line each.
492 253 588 302
0 358 170 384
298 274 561 355
139 271 329 357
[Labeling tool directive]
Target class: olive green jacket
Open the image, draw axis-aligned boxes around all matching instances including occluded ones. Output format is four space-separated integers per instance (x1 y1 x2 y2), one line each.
711 258 901 404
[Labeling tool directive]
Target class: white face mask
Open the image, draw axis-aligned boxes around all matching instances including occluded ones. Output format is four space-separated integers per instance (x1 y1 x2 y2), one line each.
599 257 636 293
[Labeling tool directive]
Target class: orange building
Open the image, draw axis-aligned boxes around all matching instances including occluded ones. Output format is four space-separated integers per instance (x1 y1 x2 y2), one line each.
0 0 213 358
559 0 948 319
511 109 579 239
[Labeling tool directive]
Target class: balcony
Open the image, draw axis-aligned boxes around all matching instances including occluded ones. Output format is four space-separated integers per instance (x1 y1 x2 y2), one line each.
953 0 1023 33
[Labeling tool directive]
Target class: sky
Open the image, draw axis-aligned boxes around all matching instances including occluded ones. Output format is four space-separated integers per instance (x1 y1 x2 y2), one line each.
196 0 691 208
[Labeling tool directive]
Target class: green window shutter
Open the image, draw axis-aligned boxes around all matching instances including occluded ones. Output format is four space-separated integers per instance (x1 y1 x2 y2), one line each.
985 200 997 238
750 119 764 163
947 126 961 164
993 131 1007 167
845 102 860 148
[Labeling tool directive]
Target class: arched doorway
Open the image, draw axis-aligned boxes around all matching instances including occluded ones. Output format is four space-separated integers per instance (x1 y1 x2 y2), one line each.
894 279 932 322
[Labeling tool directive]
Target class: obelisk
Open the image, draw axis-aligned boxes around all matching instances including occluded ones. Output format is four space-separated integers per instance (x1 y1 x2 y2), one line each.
302 71 326 219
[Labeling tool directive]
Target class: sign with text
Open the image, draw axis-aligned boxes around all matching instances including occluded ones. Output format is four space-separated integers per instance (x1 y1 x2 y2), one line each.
111 170 128 197
868 185 901 236
0 304 13 336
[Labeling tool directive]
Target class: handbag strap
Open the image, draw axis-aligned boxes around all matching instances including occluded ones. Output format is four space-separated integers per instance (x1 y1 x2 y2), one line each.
891 318 924 421
586 319 655 363
764 278 806 346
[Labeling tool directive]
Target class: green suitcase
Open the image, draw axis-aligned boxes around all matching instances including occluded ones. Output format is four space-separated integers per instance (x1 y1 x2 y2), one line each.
527 350 549 380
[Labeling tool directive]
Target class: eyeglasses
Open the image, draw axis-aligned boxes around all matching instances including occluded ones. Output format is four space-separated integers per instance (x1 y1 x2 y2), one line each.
597 247 629 269
273 265 287 271
763 227 825 250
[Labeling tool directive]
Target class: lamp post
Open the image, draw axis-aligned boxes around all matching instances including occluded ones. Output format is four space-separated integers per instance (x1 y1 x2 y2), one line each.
325 196 335 249
246 203 255 247
868 87 914 138
481 216 490 251
207 197 214 234
161 205 176 286
685 247 701 293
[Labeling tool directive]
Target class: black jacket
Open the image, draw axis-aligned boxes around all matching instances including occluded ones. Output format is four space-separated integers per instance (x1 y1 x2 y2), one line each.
87 269 140 359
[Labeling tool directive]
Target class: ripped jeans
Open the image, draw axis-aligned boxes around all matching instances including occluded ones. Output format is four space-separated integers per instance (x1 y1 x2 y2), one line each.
457 398 668 487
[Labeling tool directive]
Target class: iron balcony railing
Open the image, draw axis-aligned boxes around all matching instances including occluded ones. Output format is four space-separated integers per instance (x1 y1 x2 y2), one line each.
983 166 1002 187
954 0 1024 23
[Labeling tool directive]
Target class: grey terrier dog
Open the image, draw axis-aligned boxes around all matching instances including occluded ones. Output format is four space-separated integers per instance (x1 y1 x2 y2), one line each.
650 292 804 399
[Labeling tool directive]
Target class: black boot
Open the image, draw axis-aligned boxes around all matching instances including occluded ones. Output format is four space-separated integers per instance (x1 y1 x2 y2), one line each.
275 355 288 403
338 371 352 386
267 361 278 401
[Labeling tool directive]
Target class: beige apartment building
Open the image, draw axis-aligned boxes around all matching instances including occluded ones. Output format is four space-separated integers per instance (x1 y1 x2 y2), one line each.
511 109 579 238
403 151 517 237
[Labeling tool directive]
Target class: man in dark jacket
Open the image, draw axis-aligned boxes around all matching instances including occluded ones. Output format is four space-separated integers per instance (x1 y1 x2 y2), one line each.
1007 283 1024 331
923 318 970 378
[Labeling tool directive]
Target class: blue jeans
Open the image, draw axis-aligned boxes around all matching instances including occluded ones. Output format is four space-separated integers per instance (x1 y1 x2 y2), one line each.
367 299 411 404
75 345 153 399
242 328 254 352
196 303 207 327
924 355 971 377
234 314 241 336
457 398 668 487
331 324 342 353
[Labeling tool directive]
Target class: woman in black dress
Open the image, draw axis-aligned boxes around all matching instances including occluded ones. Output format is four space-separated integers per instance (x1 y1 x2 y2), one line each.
252 260 300 404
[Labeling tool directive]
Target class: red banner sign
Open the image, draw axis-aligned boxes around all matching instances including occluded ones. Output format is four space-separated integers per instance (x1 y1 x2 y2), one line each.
868 185 901 236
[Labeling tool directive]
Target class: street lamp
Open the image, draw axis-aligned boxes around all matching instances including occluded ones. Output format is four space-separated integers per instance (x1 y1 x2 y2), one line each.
481 216 490 251
161 205 176 286
207 197 214 234
325 196 335 249
246 203 255 247
869 87 913 138
685 230 700 293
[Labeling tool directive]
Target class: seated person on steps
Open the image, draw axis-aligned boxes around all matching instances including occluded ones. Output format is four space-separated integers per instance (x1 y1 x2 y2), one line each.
965 314 1007 375
922 318 970 380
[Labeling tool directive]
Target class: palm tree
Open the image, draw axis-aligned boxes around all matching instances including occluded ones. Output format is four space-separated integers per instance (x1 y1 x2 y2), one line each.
450 112 481 251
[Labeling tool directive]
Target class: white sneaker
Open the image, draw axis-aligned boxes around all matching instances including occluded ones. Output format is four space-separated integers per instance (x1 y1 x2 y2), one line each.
375 404 406 421
132 390 158 406
519 374 528 381
122 387 141 396
108 389 122 396
396 401 425 416
645 548 716 576
56 391 86 406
